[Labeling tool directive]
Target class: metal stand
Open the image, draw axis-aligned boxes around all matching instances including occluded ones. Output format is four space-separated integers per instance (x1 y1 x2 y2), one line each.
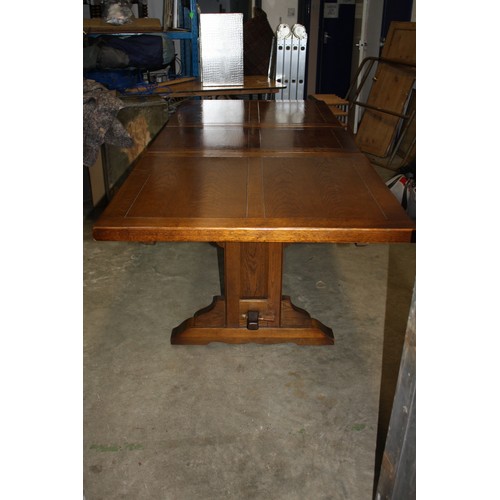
269 24 308 100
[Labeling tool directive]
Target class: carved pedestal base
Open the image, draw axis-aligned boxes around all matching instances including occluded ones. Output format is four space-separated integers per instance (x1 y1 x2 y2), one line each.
171 296 334 345
171 241 334 346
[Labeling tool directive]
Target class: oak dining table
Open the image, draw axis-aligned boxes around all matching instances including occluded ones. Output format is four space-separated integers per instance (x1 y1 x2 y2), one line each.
93 99 415 345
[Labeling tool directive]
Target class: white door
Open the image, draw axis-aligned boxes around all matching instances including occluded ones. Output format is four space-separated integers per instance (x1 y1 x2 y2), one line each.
350 0 384 132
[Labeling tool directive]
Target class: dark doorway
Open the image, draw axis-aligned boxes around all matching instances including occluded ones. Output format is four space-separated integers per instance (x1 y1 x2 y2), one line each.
381 0 413 40
296 0 311 93
297 0 414 97
316 0 356 96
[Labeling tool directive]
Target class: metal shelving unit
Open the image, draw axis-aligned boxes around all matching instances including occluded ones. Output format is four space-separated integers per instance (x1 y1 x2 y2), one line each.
165 0 199 78
83 0 199 78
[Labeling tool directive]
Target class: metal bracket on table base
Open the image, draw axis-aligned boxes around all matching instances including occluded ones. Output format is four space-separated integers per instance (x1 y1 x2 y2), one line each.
246 311 260 330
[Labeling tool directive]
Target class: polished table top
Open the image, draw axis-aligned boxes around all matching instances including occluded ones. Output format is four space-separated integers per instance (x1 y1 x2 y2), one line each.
93 99 414 345
160 76 286 98
93 99 415 244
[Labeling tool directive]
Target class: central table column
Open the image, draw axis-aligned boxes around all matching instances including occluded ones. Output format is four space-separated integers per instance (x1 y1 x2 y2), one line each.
171 242 334 345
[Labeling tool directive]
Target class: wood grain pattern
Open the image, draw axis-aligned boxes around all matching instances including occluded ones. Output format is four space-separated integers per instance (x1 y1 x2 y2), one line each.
166 99 343 128
93 152 413 243
93 99 415 345
166 100 255 127
124 156 248 219
257 100 342 127
159 76 285 98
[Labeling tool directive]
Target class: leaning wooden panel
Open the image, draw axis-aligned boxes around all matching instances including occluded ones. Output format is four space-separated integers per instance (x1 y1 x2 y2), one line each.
354 22 416 158
381 21 416 65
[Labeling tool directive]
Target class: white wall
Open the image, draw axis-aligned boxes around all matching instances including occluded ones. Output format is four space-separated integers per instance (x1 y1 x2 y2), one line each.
145 0 165 20
261 0 298 32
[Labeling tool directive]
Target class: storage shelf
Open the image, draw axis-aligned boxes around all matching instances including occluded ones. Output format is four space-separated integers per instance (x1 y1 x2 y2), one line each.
83 17 162 33
166 0 199 77
83 0 199 78
165 29 192 39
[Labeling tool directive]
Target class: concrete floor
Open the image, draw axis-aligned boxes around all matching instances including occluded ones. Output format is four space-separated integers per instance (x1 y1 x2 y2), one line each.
83 190 415 499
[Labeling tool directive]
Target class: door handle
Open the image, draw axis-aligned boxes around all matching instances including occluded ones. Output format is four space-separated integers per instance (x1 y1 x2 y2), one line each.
324 32 332 44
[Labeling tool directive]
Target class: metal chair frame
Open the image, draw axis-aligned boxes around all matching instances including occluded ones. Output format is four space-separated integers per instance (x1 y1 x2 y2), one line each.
345 56 416 170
